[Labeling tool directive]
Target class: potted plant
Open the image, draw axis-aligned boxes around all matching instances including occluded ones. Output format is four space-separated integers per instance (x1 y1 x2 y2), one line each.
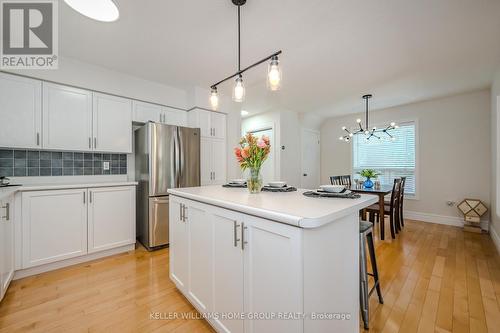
357 169 379 188
234 133 271 193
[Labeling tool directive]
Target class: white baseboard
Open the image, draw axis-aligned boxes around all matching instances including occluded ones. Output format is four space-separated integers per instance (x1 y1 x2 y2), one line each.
405 210 489 231
490 226 500 254
14 244 135 280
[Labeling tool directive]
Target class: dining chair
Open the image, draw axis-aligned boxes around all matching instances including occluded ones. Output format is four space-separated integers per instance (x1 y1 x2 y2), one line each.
330 175 352 187
365 178 402 239
384 176 406 231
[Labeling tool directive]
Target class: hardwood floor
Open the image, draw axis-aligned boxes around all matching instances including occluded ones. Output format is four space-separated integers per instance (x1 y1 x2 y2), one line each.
1 220 499 333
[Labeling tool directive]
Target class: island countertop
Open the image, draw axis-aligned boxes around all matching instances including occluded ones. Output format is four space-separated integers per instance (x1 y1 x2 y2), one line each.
168 185 378 228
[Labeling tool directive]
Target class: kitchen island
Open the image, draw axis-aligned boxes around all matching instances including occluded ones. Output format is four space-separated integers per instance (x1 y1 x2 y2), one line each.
168 185 378 333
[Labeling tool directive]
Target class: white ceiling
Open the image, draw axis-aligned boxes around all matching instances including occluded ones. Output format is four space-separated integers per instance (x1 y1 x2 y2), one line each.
59 0 500 117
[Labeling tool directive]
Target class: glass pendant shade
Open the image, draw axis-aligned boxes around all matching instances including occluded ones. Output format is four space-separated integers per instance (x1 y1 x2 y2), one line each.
233 76 245 102
210 88 219 110
267 56 282 91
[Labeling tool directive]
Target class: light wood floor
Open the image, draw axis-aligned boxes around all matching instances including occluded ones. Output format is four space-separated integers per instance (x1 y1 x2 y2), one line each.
1 220 499 333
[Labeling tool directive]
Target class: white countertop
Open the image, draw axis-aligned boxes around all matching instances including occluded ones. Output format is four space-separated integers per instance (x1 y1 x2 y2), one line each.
1 181 137 193
168 185 378 228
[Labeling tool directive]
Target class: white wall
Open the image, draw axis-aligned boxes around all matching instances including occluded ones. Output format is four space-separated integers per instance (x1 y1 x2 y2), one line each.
241 110 302 186
490 69 500 249
5 57 188 108
321 90 491 223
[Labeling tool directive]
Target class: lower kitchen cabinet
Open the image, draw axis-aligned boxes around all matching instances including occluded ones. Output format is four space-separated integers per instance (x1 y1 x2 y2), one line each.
21 186 136 269
0 191 15 302
22 189 88 268
169 197 302 333
88 186 135 253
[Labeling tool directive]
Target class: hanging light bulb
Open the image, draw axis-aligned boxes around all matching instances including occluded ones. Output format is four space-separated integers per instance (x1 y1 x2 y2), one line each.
233 75 245 102
267 56 282 91
209 87 219 110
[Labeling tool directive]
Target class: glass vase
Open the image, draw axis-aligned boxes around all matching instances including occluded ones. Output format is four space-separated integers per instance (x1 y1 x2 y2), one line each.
363 177 374 188
247 167 263 194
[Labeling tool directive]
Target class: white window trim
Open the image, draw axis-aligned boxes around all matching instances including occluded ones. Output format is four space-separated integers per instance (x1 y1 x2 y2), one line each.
350 118 420 200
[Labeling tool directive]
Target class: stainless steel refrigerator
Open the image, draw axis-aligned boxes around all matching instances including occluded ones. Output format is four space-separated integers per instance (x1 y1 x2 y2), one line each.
135 122 200 250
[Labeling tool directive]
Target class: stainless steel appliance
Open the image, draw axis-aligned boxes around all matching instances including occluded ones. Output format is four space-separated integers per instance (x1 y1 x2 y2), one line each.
135 122 200 250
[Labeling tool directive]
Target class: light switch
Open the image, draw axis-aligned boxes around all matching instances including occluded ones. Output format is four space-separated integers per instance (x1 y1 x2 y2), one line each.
103 161 110 170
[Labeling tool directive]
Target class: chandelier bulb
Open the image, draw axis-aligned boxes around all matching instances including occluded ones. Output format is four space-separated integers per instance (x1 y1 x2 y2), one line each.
233 75 245 102
349 133 353 137
356 118 362 123
390 122 396 127
339 136 344 141
341 126 346 130
210 87 219 110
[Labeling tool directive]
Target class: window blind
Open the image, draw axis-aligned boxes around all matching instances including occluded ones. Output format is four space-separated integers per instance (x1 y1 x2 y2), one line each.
352 122 416 195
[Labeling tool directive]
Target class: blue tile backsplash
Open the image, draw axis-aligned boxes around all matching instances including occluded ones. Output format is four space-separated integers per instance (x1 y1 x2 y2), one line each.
0 149 127 177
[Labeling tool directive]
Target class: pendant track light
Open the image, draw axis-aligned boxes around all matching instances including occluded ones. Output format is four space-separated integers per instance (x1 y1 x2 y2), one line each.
209 0 282 109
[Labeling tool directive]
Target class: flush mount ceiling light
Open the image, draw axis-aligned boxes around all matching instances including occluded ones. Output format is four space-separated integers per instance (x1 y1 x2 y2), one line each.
64 0 120 22
339 94 398 143
209 0 282 109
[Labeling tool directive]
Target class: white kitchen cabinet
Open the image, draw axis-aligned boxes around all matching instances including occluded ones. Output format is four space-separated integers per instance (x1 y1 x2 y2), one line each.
186 201 213 313
0 191 15 302
22 189 88 268
42 83 93 151
243 216 303 333
189 108 226 139
212 207 245 333
169 197 189 293
132 100 163 123
200 137 226 186
0 73 42 149
88 186 135 253
92 93 133 153
164 107 187 126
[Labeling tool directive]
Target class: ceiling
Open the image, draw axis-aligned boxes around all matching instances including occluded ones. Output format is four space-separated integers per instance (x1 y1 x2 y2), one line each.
59 0 500 118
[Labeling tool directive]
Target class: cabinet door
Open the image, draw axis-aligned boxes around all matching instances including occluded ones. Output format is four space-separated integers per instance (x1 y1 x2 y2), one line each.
22 189 88 268
42 83 93 151
186 200 213 313
88 186 135 253
196 109 212 138
169 197 189 292
163 107 187 126
93 93 132 153
0 195 14 299
200 137 213 185
212 207 244 333
212 139 227 185
132 101 163 123
0 73 41 149
243 216 303 333
211 112 226 139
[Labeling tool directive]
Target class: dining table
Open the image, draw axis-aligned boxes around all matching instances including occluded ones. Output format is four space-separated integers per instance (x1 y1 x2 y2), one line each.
349 185 393 240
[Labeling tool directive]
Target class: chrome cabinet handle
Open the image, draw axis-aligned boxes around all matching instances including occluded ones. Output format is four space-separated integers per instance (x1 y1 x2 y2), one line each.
94 137 97 149
213 128 216 137
183 206 188 222
1 203 9 221
89 137 91 149
233 221 240 247
83 192 86 204
36 133 40 146
241 222 248 250
179 203 183 221
89 191 92 203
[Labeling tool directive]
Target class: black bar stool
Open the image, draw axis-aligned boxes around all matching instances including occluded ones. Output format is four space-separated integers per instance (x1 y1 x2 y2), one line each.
359 220 383 329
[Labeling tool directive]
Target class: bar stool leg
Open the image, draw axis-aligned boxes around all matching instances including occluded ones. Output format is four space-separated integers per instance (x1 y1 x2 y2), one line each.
367 231 383 304
360 232 369 329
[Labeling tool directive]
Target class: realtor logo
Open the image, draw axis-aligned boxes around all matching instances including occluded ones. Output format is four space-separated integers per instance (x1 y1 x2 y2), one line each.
1 0 58 69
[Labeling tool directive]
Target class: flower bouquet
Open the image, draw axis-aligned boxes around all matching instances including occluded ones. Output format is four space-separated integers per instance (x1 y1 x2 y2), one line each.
234 133 271 193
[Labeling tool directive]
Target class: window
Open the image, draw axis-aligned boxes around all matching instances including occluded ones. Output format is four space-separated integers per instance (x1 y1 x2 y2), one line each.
352 121 416 196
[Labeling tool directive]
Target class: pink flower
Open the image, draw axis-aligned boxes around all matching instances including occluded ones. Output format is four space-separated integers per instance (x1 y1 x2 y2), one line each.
262 135 270 144
241 146 250 158
257 139 267 148
234 147 242 158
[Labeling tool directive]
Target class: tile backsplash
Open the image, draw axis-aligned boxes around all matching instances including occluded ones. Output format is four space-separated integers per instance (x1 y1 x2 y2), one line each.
0 149 127 177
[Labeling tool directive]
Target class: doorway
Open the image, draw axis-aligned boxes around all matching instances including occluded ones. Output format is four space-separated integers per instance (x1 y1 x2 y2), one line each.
301 129 320 189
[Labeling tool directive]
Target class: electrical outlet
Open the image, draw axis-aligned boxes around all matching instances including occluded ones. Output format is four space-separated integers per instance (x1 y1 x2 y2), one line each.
103 161 110 171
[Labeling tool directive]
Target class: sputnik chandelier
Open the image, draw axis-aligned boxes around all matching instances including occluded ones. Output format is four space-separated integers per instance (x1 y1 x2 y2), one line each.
209 0 282 109
339 94 398 143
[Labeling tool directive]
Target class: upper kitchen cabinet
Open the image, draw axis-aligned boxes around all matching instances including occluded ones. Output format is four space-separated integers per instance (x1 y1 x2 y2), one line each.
163 107 187 127
92 93 133 153
132 100 163 123
0 73 42 149
188 108 226 139
42 83 93 151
